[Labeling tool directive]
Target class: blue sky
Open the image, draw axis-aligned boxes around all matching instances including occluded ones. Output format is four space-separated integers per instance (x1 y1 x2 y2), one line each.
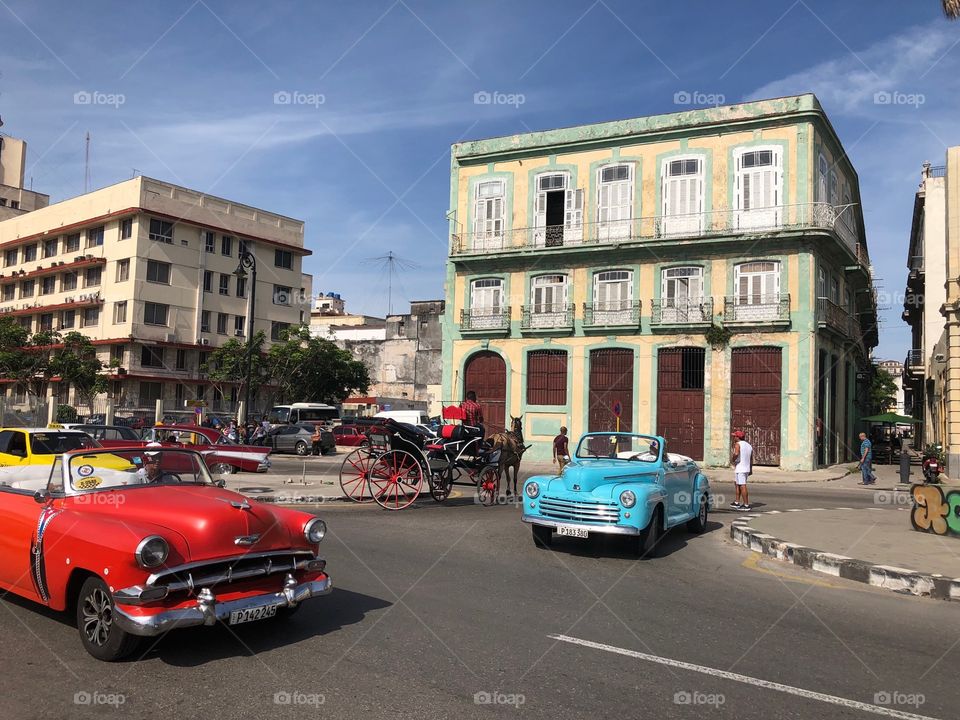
1 0 957 359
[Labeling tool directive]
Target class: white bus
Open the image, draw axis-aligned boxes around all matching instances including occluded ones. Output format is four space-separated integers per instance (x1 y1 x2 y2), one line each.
267 403 339 427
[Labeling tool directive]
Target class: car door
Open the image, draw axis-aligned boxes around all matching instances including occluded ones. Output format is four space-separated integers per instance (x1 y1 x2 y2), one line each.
661 454 694 525
0 430 29 467
0 483 46 599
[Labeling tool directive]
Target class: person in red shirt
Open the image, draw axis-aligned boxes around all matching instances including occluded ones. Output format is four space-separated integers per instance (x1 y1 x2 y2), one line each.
460 391 485 435
553 426 570 469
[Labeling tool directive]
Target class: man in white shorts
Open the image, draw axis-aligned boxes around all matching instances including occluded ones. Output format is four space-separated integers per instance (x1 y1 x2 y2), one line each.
730 430 753 511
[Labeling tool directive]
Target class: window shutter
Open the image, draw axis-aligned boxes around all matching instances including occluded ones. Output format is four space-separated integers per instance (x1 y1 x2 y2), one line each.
535 191 547 228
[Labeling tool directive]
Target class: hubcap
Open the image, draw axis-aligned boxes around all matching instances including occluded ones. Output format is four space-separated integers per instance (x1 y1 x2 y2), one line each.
81 588 112 647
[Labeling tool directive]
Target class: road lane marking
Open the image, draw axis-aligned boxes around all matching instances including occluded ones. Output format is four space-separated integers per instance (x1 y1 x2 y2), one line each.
547 634 941 720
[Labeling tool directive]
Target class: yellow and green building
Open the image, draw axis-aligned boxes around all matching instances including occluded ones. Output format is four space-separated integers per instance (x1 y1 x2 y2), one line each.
442 94 878 470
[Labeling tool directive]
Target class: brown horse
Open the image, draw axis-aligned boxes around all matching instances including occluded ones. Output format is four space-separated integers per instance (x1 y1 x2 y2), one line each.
490 415 529 496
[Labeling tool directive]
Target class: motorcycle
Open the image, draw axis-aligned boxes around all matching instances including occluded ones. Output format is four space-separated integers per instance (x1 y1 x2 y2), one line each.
922 444 943 484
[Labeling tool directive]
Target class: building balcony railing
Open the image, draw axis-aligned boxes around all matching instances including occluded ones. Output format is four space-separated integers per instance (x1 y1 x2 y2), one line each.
905 349 924 373
521 303 574 332
459 306 511 334
650 297 714 326
583 300 641 328
722 294 790 325
816 297 849 334
452 202 864 261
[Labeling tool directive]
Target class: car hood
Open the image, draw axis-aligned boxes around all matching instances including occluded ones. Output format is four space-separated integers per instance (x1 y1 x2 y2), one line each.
75 485 297 561
546 461 660 495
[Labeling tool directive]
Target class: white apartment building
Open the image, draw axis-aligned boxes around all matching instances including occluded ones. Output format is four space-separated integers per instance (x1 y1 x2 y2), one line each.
0 175 311 416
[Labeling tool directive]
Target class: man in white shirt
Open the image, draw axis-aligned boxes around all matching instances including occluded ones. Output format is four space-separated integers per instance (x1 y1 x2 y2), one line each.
731 430 753 510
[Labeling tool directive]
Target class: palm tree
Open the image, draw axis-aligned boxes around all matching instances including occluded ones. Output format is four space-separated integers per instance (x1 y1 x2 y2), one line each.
944 0 960 19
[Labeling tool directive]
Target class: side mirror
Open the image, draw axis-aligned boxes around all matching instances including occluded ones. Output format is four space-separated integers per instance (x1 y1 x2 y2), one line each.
214 478 226 488
33 490 49 504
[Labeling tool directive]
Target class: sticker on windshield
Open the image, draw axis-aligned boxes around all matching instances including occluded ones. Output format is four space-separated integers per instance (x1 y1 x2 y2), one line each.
75 476 102 490
76 464 95 478
33 434 49 441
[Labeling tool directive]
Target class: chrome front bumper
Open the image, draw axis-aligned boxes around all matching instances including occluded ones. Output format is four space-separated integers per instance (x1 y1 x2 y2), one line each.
113 573 332 637
521 515 641 536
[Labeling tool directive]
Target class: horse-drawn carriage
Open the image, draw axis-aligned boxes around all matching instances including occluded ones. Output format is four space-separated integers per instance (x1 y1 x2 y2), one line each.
337 409 507 510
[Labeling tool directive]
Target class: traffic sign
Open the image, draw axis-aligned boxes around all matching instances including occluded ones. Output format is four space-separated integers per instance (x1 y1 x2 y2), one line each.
612 401 622 418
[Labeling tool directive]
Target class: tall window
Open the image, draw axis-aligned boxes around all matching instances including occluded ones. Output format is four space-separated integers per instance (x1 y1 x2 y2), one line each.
41 276 56 295
81 307 100 327
661 157 704 236
176 348 187 370
469 278 503 322
217 312 228 334
43 238 58 258
149 219 173 243
472 179 505 251
84 267 102 287
62 271 77 292
86 226 105 247
732 261 780 321
221 235 233 256
533 172 583 247
60 310 75 329
146 260 171 284
597 164 633 241
236 276 247 298
2 284 14 302
529 274 568 328
234 315 245 336
200 310 211 333
22 244 37 263
204 231 215 252
64 234 80 253
203 270 213 293
113 301 127 324
816 153 829 202
527 350 568 405
116 259 130 282
21 279 34 298
735 147 782 230
592 270 633 324
120 217 133 239
219 274 230 295
4 248 17 267
661 267 705 323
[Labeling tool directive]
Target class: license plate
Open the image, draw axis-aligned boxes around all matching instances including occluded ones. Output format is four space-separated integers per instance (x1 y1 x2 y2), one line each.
557 525 588 538
229 604 278 625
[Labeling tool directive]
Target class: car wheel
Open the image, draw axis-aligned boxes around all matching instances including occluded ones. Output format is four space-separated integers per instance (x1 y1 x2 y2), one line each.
211 462 236 475
295 441 309 456
76 576 141 661
531 524 553 548
686 493 708 534
637 506 663 558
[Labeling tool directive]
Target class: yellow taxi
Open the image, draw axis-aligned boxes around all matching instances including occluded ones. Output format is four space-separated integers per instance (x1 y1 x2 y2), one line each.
0 426 99 466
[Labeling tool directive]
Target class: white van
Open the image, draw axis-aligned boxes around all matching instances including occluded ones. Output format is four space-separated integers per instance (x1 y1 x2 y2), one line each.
373 410 431 426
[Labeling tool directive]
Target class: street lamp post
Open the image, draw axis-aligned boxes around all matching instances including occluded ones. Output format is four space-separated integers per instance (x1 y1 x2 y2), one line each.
234 249 257 425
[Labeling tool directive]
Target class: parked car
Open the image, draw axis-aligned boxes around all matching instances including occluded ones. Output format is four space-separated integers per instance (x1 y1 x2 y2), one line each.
522 432 711 555
261 424 334 456
0 446 331 660
0 427 98 467
73 425 142 442
332 424 368 447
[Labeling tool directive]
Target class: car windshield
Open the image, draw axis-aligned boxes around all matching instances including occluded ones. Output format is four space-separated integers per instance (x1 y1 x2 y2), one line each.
30 432 97 455
66 449 214 492
574 433 663 463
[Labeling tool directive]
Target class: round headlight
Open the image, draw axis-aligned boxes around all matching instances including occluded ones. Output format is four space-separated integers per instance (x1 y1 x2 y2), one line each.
525 482 540 499
305 518 327 544
619 490 637 508
135 536 169 569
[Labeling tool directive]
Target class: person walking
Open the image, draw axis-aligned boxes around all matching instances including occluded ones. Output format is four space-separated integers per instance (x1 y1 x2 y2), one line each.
460 390 485 436
311 425 323 456
730 430 753 510
857 431 877 485
553 426 570 470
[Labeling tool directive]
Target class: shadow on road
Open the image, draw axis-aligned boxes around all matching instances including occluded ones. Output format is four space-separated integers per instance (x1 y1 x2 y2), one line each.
530 519 725 560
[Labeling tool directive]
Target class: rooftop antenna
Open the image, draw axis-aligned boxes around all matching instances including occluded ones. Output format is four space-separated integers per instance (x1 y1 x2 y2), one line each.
84 131 91 193
362 251 419 315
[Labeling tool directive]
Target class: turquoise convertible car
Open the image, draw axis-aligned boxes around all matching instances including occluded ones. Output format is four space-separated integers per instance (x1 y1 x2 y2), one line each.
522 432 710 555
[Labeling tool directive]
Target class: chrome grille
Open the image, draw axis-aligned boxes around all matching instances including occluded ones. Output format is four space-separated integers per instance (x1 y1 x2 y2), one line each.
539 496 621 524
147 550 316 593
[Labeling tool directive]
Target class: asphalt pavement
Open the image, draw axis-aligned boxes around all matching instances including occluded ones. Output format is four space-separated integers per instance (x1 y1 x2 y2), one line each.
1 475 958 720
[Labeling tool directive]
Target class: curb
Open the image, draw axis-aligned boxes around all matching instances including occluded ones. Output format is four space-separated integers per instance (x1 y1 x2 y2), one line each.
729 510 960 602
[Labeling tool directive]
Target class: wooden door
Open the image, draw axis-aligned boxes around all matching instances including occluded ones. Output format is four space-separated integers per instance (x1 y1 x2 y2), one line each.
463 351 506 433
588 349 634 433
657 347 705 460
730 347 782 466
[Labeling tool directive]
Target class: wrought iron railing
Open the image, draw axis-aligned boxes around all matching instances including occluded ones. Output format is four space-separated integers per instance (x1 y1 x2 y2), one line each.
459 306 511 332
722 294 790 323
521 303 574 330
583 300 641 327
816 297 849 334
650 297 714 325
905 349 924 368
452 202 863 258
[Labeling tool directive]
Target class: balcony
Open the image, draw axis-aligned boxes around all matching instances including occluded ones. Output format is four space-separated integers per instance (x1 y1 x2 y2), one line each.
460 306 511 335
452 202 862 259
521 303 574 333
650 297 714 328
722 294 790 326
583 300 641 329
816 297 849 335
905 349 924 374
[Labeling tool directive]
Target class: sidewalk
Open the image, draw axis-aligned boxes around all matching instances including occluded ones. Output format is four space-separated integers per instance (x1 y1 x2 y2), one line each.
730 503 960 601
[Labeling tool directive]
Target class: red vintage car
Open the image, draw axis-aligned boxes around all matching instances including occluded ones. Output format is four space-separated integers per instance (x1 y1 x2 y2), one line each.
0 446 331 661
96 424 272 474
331 424 369 447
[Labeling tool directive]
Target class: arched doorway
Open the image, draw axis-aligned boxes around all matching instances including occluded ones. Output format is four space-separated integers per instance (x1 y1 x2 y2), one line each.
464 351 507 433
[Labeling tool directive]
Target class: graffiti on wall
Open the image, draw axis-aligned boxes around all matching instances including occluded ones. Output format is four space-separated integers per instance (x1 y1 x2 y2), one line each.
911 484 960 537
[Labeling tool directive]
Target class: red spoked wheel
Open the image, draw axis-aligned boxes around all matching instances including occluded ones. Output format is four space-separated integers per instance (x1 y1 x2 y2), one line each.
477 467 499 507
369 450 424 510
339 448 377 503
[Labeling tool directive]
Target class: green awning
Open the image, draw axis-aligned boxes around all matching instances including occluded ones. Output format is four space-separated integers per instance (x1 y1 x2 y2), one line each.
861 412 921 424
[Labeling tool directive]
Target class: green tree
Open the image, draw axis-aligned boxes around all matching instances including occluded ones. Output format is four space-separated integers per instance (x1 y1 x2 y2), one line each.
0 317 59 405
869 363 899 415
266 326 370 404
49 332 107 408
202 331 272 411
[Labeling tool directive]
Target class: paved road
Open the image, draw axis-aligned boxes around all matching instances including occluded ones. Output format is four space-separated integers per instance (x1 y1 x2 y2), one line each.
2 480 957 720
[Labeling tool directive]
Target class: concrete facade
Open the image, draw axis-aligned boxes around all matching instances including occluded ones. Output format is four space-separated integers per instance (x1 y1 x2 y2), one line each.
0 175 310 416
941 148 960 476
0 135 49 221
443 94 878 468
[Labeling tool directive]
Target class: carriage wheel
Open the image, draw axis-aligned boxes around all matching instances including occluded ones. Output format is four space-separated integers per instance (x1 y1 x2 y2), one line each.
477 467 499 507
429 465 455 503
369 450 424 510
339 448 376 503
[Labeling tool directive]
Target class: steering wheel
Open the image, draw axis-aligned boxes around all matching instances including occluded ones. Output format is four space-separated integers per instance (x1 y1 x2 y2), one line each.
152 472 183 484
626 453 644 462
